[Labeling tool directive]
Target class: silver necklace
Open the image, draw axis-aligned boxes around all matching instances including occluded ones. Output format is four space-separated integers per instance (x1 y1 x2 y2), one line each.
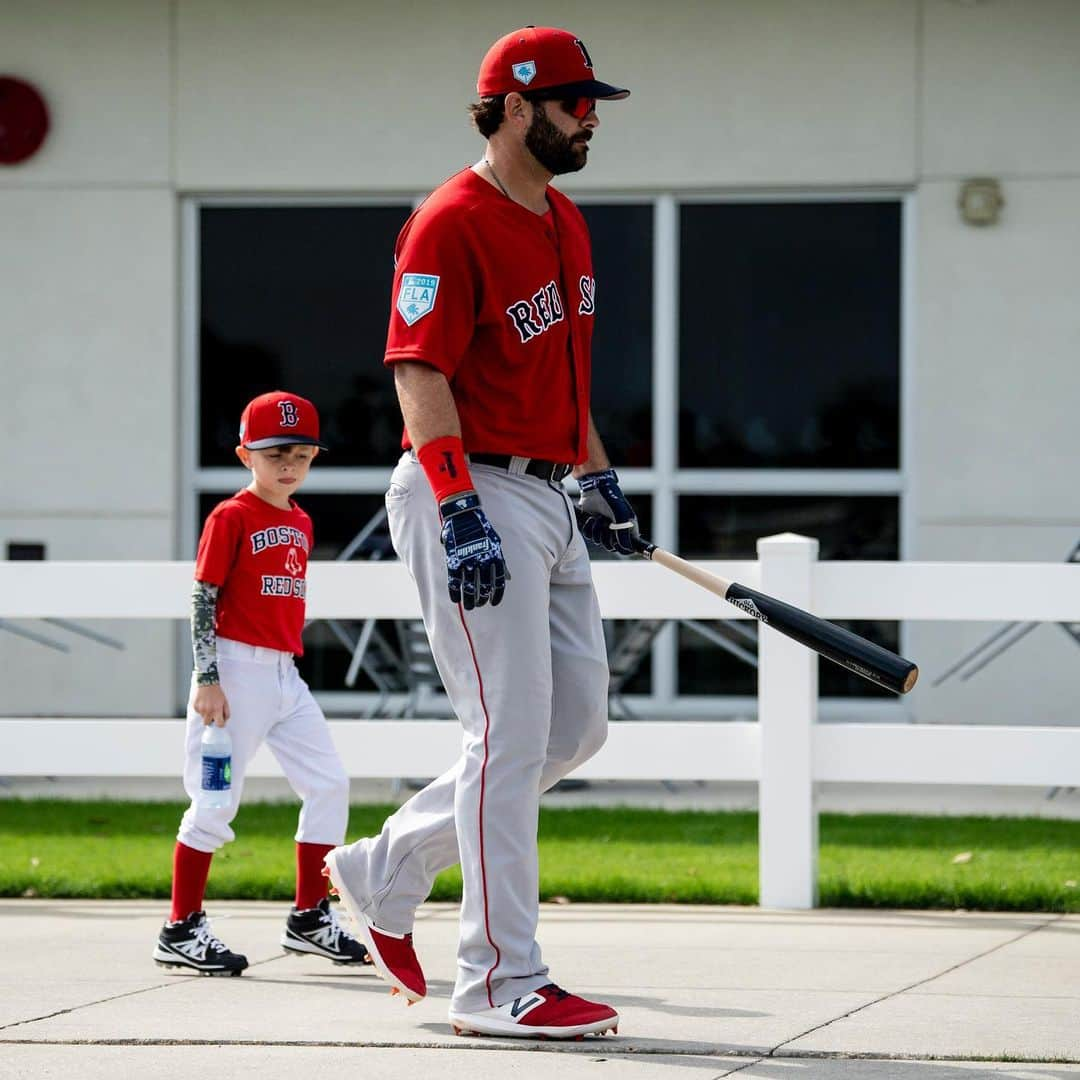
483 158 512 201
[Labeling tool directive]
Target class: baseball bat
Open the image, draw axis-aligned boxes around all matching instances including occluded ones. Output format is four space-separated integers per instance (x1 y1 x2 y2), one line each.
631 536 919 695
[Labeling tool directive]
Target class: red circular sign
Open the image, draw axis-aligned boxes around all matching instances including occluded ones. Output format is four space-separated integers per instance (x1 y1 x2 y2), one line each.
0 77 50 165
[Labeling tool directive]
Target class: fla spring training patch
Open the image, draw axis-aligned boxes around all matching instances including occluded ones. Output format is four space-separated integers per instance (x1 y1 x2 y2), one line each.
397 273 440 326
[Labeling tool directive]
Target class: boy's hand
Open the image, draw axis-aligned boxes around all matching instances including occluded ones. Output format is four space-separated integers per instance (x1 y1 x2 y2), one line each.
193 683 230 727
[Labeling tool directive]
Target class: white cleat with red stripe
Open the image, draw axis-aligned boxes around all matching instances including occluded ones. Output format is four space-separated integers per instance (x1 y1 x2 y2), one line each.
450 983 619 1039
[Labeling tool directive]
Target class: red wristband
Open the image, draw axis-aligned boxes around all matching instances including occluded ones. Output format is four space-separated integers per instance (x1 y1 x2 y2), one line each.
416 435 475 503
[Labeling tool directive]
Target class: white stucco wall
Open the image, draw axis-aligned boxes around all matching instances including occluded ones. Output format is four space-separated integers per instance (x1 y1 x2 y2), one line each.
907 1 1080 725
2 2 177 714
174 0 918 189
3 0 1078 721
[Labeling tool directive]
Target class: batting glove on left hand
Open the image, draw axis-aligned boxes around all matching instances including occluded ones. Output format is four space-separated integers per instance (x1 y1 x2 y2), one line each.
576 468 639 556
439 492 508 610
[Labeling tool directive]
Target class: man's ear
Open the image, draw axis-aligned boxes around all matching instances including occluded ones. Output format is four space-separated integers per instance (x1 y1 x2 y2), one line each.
235 446 252 468
309 447 320 461
504 91 530 123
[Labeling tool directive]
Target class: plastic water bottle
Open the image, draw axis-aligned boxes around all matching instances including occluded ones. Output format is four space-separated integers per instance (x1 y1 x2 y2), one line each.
200 724 232 809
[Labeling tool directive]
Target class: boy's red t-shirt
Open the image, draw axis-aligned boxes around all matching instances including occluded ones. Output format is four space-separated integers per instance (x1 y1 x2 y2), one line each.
194 489 313 656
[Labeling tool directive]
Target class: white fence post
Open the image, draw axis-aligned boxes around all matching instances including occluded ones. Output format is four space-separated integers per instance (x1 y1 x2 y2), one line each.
757 532 819 909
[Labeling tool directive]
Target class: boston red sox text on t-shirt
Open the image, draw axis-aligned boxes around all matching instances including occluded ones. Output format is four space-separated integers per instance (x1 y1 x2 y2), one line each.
384 169 596 464
194 490 314 656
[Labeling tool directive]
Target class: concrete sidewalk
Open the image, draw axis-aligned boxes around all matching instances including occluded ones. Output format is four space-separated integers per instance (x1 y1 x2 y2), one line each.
1 900 1078 1079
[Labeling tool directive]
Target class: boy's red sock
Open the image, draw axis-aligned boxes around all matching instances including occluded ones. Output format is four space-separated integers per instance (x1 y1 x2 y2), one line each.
295 842 336 910
170 842 214 922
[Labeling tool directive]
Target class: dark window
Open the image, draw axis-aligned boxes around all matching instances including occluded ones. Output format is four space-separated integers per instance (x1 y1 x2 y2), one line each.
677 494 899 697
679 202 901 469
679 494 898 562
199 206 411 467
579 204 654 467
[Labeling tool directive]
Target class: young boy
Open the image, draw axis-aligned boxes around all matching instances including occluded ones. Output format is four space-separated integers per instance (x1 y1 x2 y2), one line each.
154 390 369 975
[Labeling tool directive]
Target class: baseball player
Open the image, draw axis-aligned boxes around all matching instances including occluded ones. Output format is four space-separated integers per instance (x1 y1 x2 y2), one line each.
154 391 369 975
324 27 635 1038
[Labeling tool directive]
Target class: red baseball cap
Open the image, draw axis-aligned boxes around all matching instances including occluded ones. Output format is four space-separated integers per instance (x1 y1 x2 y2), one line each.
238 391 328 450
477 26 630 101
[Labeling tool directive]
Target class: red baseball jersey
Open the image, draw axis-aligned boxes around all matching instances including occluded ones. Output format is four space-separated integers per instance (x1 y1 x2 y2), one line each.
384 168 596 464
194 490 313 656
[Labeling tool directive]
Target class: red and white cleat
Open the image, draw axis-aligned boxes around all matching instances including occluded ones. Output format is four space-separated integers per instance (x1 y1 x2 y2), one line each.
360 922 426 1003
449 984 618 1039
323 847 426 1003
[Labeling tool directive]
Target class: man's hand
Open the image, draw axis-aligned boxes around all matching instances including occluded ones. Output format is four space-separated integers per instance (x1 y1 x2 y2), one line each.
439 491 508 609
577 468 639 555
193 683 230 727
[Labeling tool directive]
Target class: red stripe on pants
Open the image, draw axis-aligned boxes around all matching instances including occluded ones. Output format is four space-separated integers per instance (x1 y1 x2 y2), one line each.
457 604 501 1008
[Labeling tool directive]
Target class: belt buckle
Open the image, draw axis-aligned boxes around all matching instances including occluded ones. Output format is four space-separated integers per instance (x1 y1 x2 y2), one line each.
550 463 571 483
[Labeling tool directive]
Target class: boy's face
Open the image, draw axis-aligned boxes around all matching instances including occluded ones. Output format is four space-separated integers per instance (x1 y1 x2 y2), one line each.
236 443 318 499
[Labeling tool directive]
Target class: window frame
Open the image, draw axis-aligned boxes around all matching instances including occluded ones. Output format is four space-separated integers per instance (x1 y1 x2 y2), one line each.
180 189 913 718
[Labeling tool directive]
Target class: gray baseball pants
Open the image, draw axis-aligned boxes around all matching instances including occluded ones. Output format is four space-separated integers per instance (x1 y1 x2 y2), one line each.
333 451 609 1013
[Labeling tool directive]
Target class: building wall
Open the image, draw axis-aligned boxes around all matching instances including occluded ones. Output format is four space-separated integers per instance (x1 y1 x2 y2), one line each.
910 0 1080 724
3 0 1078 719
173 0 918 189
2 1 177 714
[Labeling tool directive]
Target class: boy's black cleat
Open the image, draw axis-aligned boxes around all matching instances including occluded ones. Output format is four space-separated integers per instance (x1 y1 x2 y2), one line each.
153 911 249 976
281 897 371 965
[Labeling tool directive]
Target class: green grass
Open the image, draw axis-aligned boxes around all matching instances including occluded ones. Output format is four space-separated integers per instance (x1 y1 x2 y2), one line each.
1 800 1078 911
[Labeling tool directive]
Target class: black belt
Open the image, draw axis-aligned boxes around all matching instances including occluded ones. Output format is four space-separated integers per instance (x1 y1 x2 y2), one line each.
471 454 573 483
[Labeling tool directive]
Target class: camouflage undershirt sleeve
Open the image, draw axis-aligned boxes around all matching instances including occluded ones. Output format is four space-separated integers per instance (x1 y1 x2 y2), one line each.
191 581 220 687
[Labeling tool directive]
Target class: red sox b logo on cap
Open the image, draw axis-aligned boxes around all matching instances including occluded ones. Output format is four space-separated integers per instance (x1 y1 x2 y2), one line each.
238 390 328 450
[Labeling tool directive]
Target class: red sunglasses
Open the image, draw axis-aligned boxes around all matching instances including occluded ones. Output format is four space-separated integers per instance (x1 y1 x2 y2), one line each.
527 92 597 121
559 96 597 121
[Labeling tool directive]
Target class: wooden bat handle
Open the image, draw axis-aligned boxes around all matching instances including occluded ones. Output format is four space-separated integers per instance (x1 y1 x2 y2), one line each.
631 537 734 597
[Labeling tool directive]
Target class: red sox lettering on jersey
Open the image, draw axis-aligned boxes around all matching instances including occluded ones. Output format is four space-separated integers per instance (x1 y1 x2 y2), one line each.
506 275 596 344
506 280 564 343
578 275 596 315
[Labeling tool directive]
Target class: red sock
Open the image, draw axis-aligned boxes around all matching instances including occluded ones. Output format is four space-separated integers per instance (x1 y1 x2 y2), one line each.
170 842 213 922
296 842 335 910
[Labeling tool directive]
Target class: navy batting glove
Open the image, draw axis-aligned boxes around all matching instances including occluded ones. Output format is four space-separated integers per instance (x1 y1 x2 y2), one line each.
439 492 508 610
576 468 639 556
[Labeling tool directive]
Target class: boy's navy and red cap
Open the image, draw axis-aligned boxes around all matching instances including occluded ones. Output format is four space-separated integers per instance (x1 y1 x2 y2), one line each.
477 26 630 101
238 391 328 450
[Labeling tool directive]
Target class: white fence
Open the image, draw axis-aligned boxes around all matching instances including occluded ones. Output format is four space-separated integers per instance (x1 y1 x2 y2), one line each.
3 532 1080 909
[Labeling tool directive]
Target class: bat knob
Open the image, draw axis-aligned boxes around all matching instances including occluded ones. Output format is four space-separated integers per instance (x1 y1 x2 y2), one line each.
902 666 920 694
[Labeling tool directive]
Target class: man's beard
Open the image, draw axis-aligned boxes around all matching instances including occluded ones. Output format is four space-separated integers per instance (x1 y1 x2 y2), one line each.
525 103 590 175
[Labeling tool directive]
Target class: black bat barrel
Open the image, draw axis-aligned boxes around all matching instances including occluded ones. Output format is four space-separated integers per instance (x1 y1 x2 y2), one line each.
725 583 919 695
